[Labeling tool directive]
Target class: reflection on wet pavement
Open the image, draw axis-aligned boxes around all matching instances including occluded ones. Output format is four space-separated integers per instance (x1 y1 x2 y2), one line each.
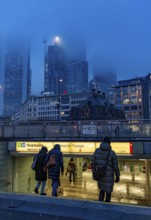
47 170 151 207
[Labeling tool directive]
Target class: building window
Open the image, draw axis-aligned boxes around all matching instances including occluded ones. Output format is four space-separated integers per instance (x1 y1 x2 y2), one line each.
82 109 89 116
131 99 137 104
115 93 121 98
124 106 130 111
71 110 75 117
123 99 130 104
115 100 122 105
96 109 101 115
131 105 137 110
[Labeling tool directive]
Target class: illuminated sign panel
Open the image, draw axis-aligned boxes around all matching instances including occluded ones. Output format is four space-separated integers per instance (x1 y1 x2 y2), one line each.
16 142 54 152
54 142 96 153
16 141 132 154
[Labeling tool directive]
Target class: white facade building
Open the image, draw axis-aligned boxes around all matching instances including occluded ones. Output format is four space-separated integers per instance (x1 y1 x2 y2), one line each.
12 92 92 122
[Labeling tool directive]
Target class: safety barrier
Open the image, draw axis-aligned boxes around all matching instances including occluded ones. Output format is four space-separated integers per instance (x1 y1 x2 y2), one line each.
1 120 151 140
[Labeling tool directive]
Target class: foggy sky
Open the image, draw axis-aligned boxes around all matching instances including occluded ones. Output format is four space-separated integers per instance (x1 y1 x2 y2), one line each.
0 0 151 94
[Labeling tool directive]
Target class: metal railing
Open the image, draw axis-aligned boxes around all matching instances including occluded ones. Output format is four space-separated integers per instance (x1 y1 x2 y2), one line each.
0 119 151 140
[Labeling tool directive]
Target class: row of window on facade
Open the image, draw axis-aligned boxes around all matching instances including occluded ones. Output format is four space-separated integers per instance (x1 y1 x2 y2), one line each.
30 100 83 106
115 98 142 105
123 105 142 110
115 93 142 99
37 116 58 120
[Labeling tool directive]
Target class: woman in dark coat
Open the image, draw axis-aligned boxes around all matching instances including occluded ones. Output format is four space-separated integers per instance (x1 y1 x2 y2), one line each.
92 137 120 202
34 146 48 195
44 144 64 197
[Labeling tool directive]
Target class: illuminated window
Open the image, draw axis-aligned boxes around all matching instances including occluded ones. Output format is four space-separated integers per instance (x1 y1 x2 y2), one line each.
131 92 136 97
131 99 137 104
123 99 130 104
131 112 139 117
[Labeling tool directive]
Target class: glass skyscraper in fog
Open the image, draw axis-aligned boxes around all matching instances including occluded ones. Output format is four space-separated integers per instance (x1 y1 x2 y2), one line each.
44 41 88 95
44 44 65 95
0 33 31 116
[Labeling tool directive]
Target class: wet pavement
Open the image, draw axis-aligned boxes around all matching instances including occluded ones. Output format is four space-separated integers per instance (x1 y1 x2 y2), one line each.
45 169 151 207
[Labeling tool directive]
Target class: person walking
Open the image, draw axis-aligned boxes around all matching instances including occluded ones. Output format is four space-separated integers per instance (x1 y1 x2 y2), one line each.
44 144 64 197
34 146 48 195
91 137 120 202
67 158 76 182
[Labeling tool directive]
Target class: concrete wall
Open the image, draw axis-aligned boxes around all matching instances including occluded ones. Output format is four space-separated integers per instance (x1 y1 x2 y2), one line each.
0 142 13 192
13 156 35 193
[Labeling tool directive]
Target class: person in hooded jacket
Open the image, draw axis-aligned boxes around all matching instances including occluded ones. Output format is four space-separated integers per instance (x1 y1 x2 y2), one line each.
34 146 48 195
91 137 120 202
67 158 76 182
44 144 64 197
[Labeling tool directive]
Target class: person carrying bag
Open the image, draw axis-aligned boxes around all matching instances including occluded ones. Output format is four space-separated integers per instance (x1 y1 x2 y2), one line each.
91 137 120 203
93 150 110 181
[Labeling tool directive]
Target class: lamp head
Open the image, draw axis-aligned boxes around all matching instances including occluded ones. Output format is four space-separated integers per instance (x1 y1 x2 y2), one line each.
54 36 61 45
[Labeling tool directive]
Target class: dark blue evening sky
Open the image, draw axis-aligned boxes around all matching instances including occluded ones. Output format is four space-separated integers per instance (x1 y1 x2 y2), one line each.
0 0 151 94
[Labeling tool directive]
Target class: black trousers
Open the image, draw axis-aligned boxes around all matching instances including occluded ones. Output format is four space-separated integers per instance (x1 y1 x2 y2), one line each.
99 190 111 202
69 171 75 181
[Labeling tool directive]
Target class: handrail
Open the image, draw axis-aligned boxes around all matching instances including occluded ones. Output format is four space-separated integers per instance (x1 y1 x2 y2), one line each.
0 120 151 140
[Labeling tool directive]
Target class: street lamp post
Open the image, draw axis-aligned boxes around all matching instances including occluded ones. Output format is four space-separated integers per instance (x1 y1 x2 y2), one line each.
58 79 63 120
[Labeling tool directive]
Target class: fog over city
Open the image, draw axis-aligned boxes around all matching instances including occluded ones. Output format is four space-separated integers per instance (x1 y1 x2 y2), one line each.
1 0 151 94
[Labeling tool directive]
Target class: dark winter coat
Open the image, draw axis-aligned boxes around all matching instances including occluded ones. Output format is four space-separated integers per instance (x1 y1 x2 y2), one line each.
35 148 48 181
91 141 120 193
44 144 64 180
67 160 76 172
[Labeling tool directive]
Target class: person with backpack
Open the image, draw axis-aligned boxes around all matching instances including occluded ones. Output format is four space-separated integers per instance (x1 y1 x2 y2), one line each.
91 137 120 202
67 158 76 182
33 146 48 195
44 144 64 197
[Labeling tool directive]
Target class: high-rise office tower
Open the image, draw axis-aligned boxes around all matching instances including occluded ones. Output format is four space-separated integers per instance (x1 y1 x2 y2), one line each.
113 77 148 120
44 37 88 95
64 37 88 94
0 33 31 116
89 72 116 102
44 41 65 95
66 60 88 94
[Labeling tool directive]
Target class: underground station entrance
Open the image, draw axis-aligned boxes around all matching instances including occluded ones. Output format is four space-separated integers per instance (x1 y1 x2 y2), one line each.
8 140 151 207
